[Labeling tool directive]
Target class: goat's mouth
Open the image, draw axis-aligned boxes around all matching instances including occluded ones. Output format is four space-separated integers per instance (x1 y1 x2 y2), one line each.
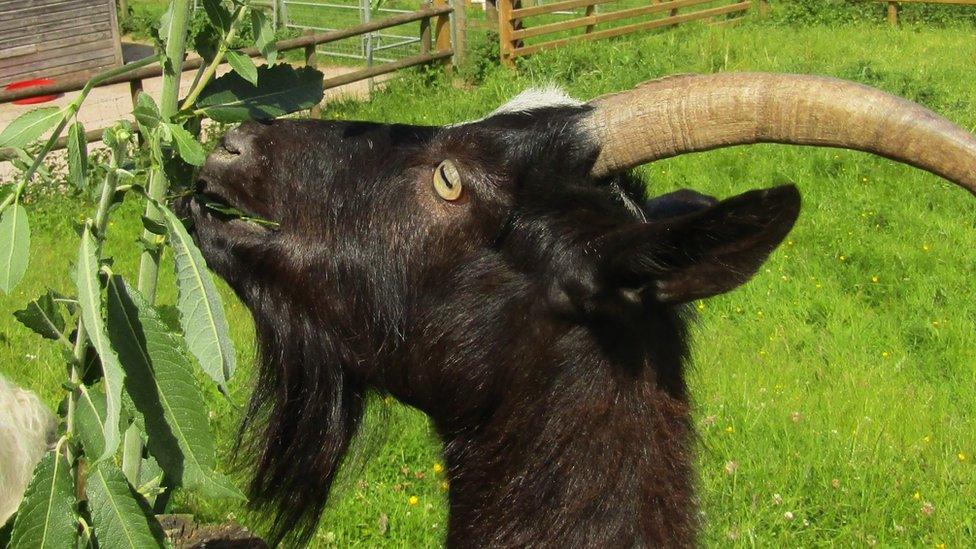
188 179 280 232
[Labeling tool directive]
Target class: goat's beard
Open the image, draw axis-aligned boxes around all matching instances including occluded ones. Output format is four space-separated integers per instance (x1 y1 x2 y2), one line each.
238 289 366 546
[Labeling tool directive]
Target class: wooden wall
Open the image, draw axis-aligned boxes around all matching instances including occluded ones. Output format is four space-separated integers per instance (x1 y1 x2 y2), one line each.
0 0 123 87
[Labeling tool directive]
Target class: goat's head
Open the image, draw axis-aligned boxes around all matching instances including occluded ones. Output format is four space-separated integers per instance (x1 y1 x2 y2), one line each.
184 74 976 544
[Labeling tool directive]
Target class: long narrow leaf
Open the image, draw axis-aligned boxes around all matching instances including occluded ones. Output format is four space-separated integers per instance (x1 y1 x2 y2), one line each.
0 203 30 294
75 226 123 460
0 107 61 149
86 462 164 549
8 451 77 549
251 8 277 65
67 122 88 191
75 386 108 459
106 276 244 501
225 50 258 86
160 204 236 388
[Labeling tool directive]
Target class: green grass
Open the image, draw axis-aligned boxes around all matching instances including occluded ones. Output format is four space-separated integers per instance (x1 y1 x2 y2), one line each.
3 19 975 547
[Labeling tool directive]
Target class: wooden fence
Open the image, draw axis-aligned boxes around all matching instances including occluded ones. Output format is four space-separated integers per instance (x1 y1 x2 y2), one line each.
877 0 976 25
0 2 453 162
497 0 752 66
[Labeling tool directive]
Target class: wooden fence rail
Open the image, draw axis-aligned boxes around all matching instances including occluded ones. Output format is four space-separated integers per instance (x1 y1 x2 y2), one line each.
1 2 453 162
498 0 750 66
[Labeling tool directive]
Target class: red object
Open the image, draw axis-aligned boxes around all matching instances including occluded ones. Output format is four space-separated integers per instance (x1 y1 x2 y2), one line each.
5 78 62 105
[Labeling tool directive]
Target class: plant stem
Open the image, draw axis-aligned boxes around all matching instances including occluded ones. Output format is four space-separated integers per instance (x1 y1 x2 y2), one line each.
136 0 193 303
126 0 194 488
180 6 249 112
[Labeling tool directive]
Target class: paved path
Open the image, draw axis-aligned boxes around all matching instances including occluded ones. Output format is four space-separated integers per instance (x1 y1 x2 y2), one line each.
1 62 383 180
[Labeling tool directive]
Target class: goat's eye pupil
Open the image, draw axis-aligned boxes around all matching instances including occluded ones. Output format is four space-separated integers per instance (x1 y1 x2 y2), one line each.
433 160 463 201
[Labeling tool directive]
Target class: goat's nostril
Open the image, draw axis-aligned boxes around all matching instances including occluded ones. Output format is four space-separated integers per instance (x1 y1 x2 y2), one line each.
221 136 242 155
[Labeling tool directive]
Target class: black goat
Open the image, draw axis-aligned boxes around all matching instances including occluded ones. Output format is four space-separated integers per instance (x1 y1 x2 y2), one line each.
182 74 976 547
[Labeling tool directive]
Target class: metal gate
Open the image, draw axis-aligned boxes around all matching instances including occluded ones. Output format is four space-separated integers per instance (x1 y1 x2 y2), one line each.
281 0 425 65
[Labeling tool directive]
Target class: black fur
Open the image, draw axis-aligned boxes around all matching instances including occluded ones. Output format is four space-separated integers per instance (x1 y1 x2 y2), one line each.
181 104 800 547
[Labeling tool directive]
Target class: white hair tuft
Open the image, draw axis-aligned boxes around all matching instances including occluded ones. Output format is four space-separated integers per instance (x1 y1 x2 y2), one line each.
0 374 57 527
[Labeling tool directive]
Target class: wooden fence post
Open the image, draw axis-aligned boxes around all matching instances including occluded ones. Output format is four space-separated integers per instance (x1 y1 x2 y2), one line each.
305 43 322 118
453 0 467 66
498 0 515 67
887 1 898 25
485 0 499 31
420 3 432 55
584 3 596 34
759 0 768 17
434 0 453 76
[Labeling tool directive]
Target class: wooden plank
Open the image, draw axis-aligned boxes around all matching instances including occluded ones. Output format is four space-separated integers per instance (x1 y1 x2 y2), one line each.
0 22 113 49
512 0 723 41
1 53 116 87
888 1 898 25
0 0 103 23
0 9 110 41
0 30 113 58
512 0 615 19
0 0 80 8
0 44 37 60
512 1 749 57
0 40 117 74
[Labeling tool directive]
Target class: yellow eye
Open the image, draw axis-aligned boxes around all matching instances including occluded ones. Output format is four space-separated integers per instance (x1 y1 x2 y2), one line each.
433 160 462 201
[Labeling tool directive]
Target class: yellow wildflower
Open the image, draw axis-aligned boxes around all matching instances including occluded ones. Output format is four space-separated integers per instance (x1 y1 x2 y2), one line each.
408 496 419 506
959 453 967 462
433 463 444 473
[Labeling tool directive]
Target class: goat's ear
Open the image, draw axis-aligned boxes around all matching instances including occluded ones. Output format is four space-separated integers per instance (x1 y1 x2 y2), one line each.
601 185 800 304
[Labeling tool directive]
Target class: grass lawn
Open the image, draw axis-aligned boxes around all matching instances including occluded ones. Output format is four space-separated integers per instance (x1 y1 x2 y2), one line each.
2 18 975 547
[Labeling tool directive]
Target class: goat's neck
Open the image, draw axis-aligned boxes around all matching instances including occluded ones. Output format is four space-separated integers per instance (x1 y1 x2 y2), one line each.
437 323 697 548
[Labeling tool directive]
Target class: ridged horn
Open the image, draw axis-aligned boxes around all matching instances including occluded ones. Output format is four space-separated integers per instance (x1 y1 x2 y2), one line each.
584 72 976 196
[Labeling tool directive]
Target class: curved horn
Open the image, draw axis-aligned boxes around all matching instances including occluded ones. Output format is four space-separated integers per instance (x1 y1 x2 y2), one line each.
585 73 976 196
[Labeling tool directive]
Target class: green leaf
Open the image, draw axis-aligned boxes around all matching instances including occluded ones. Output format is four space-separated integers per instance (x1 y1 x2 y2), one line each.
8 451 77 549
106 277 244 501
159 203 236 388
251 8 277 65
225 50 258 86
197 64 324 123
0 107 61 149
202 0 232 33
67 122 88 191
0 203 30 294
133 93 161 133
14 289 72 342
75 386 107 459
164 123 205 166
86 462 165 549
140 215 168 236
75 226 124 461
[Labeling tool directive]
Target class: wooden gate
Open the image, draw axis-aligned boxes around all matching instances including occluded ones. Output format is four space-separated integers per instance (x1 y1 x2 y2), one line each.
497 0 751 66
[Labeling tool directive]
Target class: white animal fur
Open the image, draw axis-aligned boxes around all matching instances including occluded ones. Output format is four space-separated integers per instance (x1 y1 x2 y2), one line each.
490 85 583 116
0 374 57 527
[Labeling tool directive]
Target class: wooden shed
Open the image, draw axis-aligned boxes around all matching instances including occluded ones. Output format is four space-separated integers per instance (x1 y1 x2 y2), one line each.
0 0 123 87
